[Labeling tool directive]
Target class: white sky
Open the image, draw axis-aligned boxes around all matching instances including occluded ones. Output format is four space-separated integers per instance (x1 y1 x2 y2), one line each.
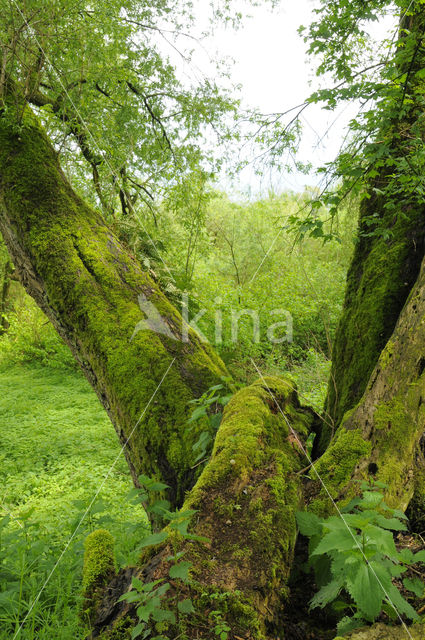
179 0 395 195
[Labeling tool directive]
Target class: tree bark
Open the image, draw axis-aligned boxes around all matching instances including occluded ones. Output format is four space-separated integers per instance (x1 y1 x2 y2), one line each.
0 258 13 333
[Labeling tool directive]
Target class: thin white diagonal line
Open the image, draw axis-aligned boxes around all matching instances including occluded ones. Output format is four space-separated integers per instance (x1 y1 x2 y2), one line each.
12 356 176 640
0 503 24 529
250 358 414 640
9 0 176 284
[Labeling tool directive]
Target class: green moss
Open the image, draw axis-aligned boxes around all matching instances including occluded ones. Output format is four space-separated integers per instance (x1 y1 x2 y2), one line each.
83 528 115 593
371 396 418 509
82 528 115 624
98 616 133 639
311 427 372 516
180 377 314 636
194 588 264 640
378 339 395 371
345 622 425 639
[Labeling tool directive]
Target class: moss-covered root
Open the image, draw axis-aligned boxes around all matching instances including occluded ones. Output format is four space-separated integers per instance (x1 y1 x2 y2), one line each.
82 529 116 625
342 622 425 639
0 90 229 509
92 377 314 640
311 257 425 516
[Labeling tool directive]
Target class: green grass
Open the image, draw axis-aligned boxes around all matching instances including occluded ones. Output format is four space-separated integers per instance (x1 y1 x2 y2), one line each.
0 362 147 639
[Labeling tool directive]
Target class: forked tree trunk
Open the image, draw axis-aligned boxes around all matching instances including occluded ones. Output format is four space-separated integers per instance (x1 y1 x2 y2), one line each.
2 91 425 639
0 93 317 638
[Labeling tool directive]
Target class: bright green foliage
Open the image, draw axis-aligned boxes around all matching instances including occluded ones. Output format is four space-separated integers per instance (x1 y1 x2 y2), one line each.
295 1 425 236
0 0 250 220
210 610 231 640
150 190 353 379
118 482 202 639
186 378 234 464
297 482 425 636
119 578 174 640
0 287 76 368
0 363 146 639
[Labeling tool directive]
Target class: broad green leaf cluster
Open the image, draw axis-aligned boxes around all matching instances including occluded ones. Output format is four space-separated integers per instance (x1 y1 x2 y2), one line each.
297 482 425 636
120 474 206 640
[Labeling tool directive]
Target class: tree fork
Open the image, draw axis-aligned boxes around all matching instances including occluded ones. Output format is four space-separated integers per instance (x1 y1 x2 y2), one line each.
86 378 314 640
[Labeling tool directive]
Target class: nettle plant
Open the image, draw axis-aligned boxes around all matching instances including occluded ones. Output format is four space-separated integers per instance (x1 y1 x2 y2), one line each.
185 378 233 464
121 475 208 640
297 482 425 636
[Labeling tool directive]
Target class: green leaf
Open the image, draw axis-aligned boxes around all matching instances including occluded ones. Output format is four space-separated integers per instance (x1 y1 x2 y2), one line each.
132 577 144 591
403 577 424 598
152 608 176 623
137 597 161 622
138 474 169 492
188 406 207 422
399 548 415 564
131 623 145 639
141 579 164 593
340 497 361 513
358 491 383 509
311 528 358 557
363 524 398 557
169 561 191 582
118 591 143 604
138 531 168 549
413 549 425 563
178 598 195 614
310 577 344 609
386 584 420 621
373 515 407 531
336 615 365 635
296 511 322 537
345 561 390 621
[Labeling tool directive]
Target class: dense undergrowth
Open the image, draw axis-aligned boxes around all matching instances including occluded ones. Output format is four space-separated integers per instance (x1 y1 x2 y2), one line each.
0 364 147 639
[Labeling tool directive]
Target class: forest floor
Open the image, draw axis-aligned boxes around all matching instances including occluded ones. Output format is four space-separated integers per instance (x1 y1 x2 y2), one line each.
0 363 146 640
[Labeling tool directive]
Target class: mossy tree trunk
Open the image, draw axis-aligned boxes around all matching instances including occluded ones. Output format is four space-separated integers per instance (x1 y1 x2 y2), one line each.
323 9 425 447
310 254 425 516
0 90 316 638
89 379 314 639
0 258 13 333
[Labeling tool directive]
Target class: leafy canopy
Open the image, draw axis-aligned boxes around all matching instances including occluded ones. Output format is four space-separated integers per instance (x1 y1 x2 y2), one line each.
0 0 271 217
